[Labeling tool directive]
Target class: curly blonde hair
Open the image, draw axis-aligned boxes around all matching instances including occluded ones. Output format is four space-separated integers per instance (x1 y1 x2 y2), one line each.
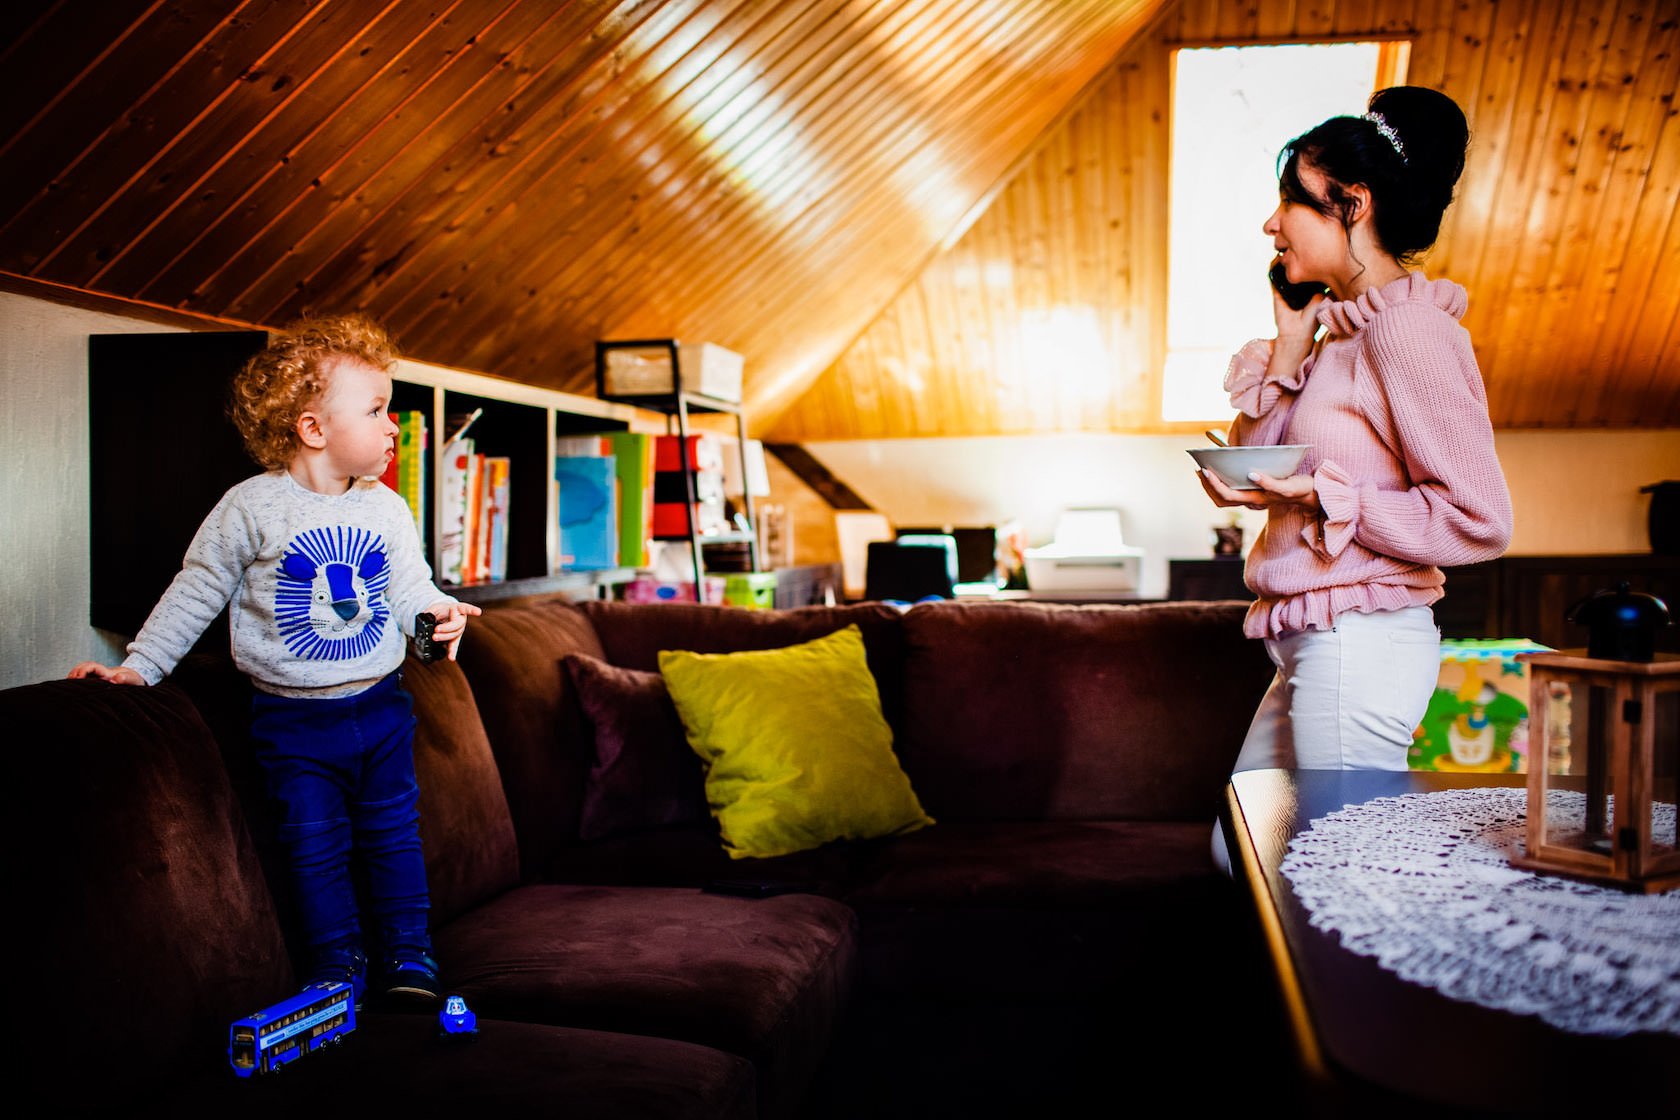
229 313 399 470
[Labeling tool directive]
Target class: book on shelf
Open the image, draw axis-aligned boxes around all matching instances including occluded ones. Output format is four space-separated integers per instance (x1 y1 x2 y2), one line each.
376 410 428 536
483 456 511 583
652 433 728 539
397 410 427 535
439 435 474 585
554 453 619 570
552 432 655 569
439 444 511 585
461 451 485 584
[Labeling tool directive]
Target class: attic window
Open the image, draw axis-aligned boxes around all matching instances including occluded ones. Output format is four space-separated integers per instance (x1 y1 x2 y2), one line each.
1160 40 1409 422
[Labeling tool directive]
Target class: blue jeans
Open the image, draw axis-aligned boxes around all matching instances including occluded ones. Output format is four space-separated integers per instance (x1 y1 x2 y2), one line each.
250 672 432 969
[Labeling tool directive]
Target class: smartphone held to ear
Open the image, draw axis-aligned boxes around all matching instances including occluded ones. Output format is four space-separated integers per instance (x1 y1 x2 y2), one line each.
1268 258 1328 311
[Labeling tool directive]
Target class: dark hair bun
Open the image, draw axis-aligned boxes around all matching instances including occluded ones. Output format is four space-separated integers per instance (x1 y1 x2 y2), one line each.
1367 85 1468 211
1278 85 1470 262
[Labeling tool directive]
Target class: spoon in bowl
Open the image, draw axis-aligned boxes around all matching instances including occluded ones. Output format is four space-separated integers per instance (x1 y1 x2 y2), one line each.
1204 429 1229 447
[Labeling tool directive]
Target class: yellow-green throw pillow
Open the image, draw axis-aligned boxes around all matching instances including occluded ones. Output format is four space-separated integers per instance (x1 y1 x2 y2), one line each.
657 625 933 859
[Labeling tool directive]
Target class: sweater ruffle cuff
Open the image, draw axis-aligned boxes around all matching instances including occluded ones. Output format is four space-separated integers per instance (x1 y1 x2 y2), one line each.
1225 338 1310 419
1303 460 1359 559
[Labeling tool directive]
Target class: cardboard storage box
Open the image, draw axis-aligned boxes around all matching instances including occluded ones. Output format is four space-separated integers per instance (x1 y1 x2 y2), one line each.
600 341 743 403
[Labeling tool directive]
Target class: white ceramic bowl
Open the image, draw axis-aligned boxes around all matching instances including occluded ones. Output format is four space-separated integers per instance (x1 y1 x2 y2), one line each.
1187 444 1311 490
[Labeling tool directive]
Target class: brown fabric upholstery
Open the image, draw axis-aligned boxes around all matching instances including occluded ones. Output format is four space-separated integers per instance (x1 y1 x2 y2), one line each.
896 601 1273 821
6 678 293 1110
564 653 709 841
842 820 1241 996
452 600 607 877
543 823 871 895
844 819 1225 906
170 1014 757 1118
435 884 858 1120
578 601 910 734
404 656 521 928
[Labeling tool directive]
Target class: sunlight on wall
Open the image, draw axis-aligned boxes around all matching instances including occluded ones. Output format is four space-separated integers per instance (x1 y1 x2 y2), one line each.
1018 306 1112 407
1161 42 1390 421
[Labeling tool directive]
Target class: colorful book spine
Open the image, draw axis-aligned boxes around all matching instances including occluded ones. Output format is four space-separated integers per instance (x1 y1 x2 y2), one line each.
439 437 474 585
554 454 619 570
485 456 511 582
396 410 426 536
462 452 486 583
604 431 653 569
652 434 727 539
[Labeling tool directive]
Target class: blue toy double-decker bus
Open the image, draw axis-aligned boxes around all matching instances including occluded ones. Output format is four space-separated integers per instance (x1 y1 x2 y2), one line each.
228 980 356 1077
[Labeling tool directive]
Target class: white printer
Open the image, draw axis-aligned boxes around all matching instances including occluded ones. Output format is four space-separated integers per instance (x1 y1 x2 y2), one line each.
1022 508 1144 593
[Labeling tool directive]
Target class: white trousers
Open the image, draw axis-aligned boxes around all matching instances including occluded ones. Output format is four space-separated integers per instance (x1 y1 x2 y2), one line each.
1233 604 1442 773
1213 605 1441 872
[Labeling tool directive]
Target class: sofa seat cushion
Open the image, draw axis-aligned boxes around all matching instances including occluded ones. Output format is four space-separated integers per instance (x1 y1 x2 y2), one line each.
838 820 1243 997
434 884 858 1120
167 1014 755 1118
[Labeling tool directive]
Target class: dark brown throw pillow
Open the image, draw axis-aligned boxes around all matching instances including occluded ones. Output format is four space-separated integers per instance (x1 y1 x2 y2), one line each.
562 652 710 842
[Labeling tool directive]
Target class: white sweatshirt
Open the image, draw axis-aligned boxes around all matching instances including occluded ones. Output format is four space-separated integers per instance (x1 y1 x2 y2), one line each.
123 471 452 697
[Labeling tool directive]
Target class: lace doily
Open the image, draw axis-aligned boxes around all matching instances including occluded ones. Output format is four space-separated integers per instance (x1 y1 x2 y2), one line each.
1279 787 1679 1037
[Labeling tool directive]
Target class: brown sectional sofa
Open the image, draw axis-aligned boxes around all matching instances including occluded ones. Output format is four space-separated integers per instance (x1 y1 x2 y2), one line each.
12 598 1282 1117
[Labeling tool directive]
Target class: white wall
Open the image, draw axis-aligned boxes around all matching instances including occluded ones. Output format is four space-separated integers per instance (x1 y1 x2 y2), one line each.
807 430 1680 599
2 292 177 688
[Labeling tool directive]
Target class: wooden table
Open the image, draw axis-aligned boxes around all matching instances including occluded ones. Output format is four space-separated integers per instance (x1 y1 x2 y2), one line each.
1224 769 1680 1117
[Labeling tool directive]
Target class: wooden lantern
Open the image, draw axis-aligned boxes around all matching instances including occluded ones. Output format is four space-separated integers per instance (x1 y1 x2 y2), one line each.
1512 650 1679 892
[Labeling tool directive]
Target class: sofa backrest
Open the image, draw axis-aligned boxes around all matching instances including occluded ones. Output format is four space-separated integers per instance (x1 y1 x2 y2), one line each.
452 600 611 879
4 678 293 1107
402 656 522 926
455 600 909 877
895 601 1273 821
578 600 909 732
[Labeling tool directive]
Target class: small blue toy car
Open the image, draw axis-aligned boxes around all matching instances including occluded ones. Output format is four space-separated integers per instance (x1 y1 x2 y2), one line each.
437 994 479 1041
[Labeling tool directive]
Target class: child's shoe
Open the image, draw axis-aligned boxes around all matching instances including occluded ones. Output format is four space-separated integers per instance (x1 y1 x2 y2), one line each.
306 946 368 1010
377 953 443 1004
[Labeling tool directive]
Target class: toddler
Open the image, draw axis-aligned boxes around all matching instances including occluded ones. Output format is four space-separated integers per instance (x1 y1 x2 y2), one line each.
70 314 480 1006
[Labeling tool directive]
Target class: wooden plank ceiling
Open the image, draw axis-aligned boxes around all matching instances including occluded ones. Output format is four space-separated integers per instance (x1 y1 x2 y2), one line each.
0 0 1167 422
771 0 1680 439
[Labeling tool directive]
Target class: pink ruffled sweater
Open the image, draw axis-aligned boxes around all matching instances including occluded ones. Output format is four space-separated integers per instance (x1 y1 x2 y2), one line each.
1225 271 1513 639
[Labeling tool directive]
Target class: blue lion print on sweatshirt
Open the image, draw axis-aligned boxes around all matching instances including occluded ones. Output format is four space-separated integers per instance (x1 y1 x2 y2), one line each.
275 526 390 660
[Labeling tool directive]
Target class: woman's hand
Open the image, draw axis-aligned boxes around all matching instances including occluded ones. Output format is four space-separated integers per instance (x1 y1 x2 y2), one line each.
422 601 484 661
1198 468 1321 514
68 662 144 685
1270 283 1327 344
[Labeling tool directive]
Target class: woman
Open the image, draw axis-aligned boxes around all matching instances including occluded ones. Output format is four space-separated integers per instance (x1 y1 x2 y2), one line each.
1201 86 1513 831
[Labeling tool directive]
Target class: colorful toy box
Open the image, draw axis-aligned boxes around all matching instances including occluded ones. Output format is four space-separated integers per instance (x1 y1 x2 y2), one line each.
1410 638 1572 775
622 575 726 605
724 571 777 610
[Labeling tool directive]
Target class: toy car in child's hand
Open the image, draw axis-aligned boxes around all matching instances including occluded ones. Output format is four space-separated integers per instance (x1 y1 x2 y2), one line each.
413 613 447 662
437 994 478 1041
